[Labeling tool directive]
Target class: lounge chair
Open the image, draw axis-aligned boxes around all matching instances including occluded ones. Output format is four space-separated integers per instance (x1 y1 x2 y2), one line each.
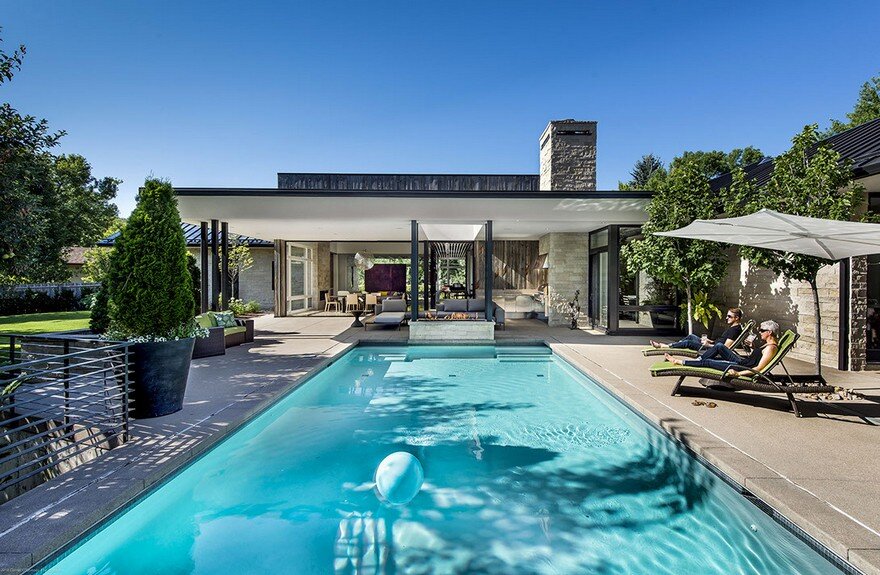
366 299 407 330
649 330 837 417
641 320 755 358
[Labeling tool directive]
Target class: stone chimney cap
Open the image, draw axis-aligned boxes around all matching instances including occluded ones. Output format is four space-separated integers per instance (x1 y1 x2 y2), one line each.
540 120 597 144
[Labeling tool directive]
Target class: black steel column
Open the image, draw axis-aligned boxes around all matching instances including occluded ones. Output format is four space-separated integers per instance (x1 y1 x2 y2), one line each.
471 242 477 298
422 240 430 311
839 258 851 371
485 221 494 322
221 221 230 311
429 244 437 308
199 222 209 313
607 225 620 334
210 219 220 311
410 220 419 322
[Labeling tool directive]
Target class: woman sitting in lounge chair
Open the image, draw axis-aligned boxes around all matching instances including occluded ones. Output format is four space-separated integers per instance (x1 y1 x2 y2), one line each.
663 320 779 375
650 308 744 351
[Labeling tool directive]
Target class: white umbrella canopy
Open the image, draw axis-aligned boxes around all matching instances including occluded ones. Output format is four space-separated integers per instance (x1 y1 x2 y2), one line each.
654 209 880 260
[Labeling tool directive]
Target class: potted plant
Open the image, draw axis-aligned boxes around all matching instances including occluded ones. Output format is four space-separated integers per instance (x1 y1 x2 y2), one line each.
679 291 722 335
105 179 206 418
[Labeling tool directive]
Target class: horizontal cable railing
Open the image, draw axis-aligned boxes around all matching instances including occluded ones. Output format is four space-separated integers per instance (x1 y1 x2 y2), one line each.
1 334 132 497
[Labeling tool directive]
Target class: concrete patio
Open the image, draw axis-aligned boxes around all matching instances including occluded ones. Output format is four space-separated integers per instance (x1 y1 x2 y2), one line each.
1 315 879 574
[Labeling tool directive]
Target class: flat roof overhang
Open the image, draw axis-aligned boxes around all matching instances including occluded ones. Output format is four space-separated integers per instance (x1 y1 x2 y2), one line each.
175 188 652 241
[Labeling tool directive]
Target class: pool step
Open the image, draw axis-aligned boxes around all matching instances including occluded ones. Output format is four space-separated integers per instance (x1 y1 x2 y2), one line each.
495 348 553 362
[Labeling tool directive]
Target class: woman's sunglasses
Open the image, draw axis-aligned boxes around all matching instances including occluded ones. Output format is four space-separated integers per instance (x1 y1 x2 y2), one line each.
759 328 771 333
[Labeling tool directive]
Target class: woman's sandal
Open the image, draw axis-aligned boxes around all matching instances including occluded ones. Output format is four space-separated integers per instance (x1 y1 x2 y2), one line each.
650 340 663 349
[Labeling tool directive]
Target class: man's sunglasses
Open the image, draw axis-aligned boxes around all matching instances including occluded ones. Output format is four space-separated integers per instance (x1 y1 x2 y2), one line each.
726 314 736 319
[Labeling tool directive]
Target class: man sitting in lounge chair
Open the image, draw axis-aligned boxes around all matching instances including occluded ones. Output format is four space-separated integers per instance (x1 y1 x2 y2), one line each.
663 320 779 375
650 307 744 351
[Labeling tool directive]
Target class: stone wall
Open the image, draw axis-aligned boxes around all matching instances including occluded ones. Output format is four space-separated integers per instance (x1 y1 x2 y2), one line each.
316 242 332 294
539 233 589 327
712 251 843 369
188 247 275 311
539 120 597 191
850 256 868 371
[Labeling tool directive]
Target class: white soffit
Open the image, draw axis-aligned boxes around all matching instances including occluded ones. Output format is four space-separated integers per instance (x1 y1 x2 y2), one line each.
176 193 650 241
418 224 483 241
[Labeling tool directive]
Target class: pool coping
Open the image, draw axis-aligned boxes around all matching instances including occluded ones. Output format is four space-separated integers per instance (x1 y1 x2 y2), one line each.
1 337 877 575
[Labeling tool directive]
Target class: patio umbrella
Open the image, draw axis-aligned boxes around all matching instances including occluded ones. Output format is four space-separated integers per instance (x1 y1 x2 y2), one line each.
654 209 880 260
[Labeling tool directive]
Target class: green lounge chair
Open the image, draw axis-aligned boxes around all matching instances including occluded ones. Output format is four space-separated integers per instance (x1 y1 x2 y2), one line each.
649 330 837 417
641 320 755 358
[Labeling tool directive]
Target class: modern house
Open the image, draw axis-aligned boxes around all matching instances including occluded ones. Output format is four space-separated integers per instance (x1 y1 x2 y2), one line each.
174 120 675 333
175 117 880 371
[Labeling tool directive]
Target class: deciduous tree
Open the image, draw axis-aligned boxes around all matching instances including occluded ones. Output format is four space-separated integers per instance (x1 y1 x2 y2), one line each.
0 30 119 283
621 157 729 334
823 74 880 137
723 124 863 375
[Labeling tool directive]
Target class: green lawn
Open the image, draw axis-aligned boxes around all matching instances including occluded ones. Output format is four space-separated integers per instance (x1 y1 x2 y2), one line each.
0 311 92 335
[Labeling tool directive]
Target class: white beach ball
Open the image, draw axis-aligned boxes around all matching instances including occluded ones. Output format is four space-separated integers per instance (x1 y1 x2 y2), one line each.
374 452 424 506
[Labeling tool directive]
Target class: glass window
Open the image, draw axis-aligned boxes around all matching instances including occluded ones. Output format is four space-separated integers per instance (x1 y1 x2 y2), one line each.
590 251 608 327
286 242 314 312
618 226 679 331
590 229 608 250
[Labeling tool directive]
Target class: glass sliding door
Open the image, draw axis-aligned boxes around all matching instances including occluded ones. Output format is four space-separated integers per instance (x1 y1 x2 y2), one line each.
617 226 679 331
589 229 609 329
590 225 681 335
286 243 314 313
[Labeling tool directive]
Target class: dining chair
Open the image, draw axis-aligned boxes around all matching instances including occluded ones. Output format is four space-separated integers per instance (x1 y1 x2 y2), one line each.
336 290 350 312
364 293 378 314
324 290 339 313
345 293 360 312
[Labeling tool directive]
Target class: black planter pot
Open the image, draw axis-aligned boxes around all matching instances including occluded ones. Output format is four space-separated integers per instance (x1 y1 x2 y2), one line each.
130 338 195 418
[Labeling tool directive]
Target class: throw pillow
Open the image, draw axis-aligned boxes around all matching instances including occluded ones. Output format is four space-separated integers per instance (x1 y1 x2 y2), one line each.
213 311 237 328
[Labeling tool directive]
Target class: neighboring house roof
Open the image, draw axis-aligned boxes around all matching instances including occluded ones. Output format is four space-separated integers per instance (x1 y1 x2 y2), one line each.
710 118 880 191
64 247 89 266
97 222 272 248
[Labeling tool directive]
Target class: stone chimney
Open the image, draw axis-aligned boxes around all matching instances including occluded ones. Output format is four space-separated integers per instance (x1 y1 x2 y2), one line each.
539 120 597 191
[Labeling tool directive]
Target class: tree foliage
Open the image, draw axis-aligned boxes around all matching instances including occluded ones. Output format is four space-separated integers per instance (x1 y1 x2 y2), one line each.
0 30 119 284
621 157 729 333
81 220 126 283
722 124 864 374
621 154 663 189
106 179 195 339
624 147 764 192
225 239 254 297
823 74 880 137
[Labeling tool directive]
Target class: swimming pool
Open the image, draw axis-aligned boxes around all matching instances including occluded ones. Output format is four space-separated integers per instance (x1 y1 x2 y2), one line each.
39 345 846 574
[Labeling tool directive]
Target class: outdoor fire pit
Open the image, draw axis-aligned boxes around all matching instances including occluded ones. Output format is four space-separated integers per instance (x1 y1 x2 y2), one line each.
409 314 495 342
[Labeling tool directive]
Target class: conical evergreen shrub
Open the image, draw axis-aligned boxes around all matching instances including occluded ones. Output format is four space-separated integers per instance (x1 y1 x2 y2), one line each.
106 178 196 339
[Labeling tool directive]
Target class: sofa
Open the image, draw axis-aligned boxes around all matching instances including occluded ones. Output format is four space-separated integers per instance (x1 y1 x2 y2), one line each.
420 298 506 327
193 312 255 358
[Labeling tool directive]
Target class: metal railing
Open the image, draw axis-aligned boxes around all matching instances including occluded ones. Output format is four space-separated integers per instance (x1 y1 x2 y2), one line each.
0 334 132 496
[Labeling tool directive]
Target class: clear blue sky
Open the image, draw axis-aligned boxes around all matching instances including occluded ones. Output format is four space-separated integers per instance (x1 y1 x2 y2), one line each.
4 1 878 215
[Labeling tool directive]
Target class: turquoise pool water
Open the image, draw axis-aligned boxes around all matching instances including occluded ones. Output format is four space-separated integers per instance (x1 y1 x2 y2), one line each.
41 345 844 574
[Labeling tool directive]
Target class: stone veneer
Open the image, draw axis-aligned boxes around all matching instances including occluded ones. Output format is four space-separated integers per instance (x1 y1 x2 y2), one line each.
712 251 846 369
409 320 495 342
539 233 589 327
189 246 275 310
539 120 597 191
